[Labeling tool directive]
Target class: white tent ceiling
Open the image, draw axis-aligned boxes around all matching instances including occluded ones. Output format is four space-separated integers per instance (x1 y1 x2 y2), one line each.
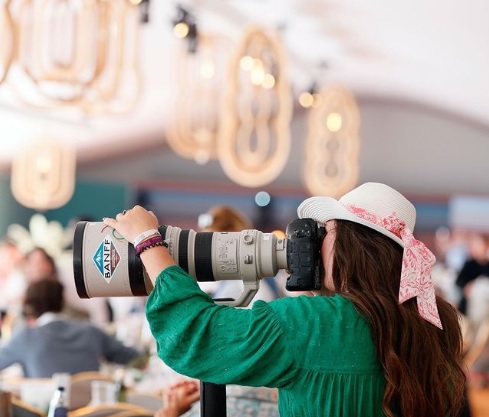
0 0 488 194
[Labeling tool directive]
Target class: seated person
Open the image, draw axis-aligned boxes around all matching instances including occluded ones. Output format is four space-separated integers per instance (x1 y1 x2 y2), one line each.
0 279 143 378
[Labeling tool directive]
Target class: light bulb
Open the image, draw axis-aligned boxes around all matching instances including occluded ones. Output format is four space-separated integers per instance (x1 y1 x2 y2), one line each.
199 59 215 79
174 22 189 38
326 112 343 132
299 92 314 108
262 74 275 89
239 55 254 71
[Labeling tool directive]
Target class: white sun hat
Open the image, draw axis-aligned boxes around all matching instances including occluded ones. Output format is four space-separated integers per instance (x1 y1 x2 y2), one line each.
298 182 443 330
297 182 416 247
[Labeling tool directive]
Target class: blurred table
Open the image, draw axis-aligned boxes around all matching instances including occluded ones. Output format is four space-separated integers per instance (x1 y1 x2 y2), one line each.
0 376 54 413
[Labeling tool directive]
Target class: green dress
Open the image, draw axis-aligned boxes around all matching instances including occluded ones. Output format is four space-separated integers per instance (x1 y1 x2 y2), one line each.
146 265 386 417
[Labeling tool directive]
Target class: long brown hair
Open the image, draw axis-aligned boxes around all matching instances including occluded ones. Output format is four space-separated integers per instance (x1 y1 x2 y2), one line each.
332 220 466 417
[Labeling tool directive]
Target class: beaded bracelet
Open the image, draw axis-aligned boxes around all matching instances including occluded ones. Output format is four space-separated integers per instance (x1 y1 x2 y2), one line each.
133 229 160 247
135 235 168 256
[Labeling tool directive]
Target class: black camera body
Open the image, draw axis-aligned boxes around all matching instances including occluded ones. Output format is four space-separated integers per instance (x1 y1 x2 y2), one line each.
285 218 325 291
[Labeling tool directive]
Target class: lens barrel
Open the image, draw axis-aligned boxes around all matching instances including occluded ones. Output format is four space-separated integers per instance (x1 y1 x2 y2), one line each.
73 221 153 298
73 222 287 300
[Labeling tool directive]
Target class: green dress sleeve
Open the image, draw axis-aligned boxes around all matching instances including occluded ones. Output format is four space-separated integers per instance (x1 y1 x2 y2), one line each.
145 265 297 388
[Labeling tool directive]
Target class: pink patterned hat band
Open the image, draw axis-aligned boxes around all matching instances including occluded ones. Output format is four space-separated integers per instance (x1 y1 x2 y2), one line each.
345 204 443 330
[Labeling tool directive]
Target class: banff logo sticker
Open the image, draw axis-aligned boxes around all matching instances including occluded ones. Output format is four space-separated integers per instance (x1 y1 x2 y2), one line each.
93 234 120 283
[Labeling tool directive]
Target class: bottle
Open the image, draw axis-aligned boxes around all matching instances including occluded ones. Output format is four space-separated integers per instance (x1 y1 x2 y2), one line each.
52 373 71 409
117 379 127 403
47 387 68 417
114 368 127 402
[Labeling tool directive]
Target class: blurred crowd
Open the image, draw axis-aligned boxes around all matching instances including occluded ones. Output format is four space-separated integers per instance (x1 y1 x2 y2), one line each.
433 227 489 388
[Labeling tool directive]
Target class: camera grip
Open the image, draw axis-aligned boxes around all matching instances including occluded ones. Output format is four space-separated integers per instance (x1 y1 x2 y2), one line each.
285 218 324 291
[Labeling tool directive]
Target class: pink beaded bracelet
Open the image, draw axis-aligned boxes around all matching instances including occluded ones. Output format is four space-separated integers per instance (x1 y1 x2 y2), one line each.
135 235 168 256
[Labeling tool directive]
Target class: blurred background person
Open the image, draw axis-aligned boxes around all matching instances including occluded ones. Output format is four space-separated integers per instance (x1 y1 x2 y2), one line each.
432 226 466 307
198 204 286 303
455 233 489 329
0 279 144 378
0 238 25 342
19 246 94 325
0 238 25 316
22 247 58 283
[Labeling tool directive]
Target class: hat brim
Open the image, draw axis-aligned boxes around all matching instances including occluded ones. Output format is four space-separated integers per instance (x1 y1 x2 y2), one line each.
297 196 405 247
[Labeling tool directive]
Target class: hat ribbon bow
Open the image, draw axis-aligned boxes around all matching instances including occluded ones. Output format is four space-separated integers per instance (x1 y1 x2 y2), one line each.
386 215 442 329
346 206 442 329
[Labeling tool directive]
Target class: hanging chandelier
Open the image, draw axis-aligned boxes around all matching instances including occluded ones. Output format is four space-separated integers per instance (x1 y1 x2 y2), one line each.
302 84 360 197
0 0 142 114
163 8 361 193
11 138 76 210
166 32 233 165
217 25 292 188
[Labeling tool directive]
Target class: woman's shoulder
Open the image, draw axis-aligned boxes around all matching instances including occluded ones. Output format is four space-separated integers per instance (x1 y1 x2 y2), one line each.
260 294 362 328
267 293 355 310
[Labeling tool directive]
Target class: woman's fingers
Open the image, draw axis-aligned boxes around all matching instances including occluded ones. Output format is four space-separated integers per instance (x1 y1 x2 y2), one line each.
101 205 160 244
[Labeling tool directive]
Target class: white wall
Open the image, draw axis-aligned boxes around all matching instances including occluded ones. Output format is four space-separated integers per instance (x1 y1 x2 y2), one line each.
77 98 489 198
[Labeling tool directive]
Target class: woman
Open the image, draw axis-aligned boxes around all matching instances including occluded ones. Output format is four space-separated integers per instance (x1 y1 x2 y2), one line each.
22 247 58 283
104 182 466 417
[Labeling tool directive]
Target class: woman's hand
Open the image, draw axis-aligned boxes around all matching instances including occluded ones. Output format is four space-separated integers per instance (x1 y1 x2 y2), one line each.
155 379 200 417
103 205 159 244
104 205 176 283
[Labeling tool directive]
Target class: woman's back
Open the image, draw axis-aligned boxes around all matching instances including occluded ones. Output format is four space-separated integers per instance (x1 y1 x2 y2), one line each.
146 268 386 417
